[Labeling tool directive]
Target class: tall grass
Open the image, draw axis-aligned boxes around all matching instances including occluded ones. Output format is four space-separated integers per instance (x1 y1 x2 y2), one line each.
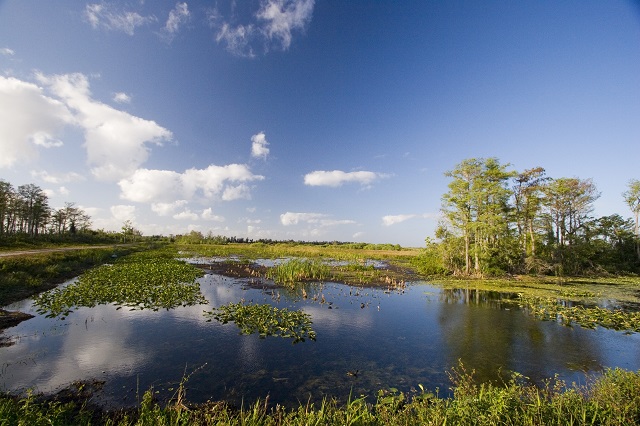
2 366 640 425
266 258 330 287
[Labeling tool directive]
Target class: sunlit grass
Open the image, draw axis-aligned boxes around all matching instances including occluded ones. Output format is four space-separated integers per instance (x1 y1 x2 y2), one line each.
3 365 640 425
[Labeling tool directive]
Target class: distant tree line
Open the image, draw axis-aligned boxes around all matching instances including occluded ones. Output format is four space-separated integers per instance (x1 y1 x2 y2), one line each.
0 178 93 240
421 158 640 277
174 231 404 250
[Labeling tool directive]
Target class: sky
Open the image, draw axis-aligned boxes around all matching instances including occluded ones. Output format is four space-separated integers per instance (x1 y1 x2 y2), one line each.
1 1 639 247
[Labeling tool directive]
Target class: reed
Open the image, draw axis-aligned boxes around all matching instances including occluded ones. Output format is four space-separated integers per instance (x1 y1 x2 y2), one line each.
266 258 330 287
2 365 640 425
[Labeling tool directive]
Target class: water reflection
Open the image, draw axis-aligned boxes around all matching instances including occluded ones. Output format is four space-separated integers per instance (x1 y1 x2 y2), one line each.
0 275 639 408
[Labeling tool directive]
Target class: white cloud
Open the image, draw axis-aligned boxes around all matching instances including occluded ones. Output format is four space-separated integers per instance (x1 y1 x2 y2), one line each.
280 212 355 227
222 183 252 201
210 0 314 56
119 169 183 203
214 22 256 58
1 47 15 56
37 72 173 181
164 2 190 36
201 208 225 222
304 170 388 187
280 211 327 226
151 200 188 216
0 76 74 168
111 205 136 222
119 164 264 203
58 186 70 196
173 209 199 221
251 131 270 160
85 3 156 36
382 213 437 226
113 92 131 103
257 0 315 50
31 170 85 184
30 131 64 148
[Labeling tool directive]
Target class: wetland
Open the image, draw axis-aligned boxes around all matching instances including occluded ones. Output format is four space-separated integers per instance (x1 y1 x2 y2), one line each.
1 243 639 416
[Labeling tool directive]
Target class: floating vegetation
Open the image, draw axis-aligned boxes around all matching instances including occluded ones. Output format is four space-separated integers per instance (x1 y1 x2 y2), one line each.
266 258 330 287
517 295 640 333
34 253 206 318
204 301 316 343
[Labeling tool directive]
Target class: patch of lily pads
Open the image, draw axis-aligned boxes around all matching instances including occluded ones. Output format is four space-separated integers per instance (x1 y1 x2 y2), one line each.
516 294 640 333
204 301 317 343
34 254 207 318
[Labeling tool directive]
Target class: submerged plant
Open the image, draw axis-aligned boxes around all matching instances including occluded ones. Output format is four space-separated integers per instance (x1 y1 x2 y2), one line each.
34 253 206 318
204 301 316 343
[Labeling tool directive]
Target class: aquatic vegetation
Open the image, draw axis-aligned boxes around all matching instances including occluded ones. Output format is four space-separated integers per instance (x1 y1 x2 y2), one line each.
266 258 330 286
34 253 206 318
0 247 136 305
3 366 640 425
204 301 316 343
517 294 640 333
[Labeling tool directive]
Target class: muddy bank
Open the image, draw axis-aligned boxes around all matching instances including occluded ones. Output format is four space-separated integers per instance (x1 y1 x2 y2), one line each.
0 309 34 347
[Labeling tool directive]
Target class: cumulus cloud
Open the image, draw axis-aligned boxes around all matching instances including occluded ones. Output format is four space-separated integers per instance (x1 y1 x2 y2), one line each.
251 131 270 160
85 3 156 35
151 200 188 216
1 47 15 56
119 164 264 203
280 212 355 227
382 213 436 226
30 131 64 148
173 209 199 221
280 212 327 226
164 2 190 36
31 170 85 184
201 208 225 222
36 72 173 181
113 92 131 103
0 76 74 168
111 204 136 222
304 170 388 187
209 0 314 56
222 184 252 201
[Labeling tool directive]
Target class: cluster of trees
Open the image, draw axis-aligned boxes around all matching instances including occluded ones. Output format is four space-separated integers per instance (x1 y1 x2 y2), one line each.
0 179 91 238
429 158 640 276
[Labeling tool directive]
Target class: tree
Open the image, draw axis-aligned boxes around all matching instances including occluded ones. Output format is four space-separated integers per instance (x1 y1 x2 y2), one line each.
17 184 50 237
623 179 640 261
0 179 14 236
441 158 514 276
541 177 599 275
512 167 548 262
121 220 139 243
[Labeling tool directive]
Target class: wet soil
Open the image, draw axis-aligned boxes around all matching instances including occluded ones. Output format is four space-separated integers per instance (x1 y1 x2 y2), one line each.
0 309 35 347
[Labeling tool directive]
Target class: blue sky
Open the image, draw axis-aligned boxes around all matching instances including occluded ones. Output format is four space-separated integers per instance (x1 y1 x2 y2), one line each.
1 1 639 247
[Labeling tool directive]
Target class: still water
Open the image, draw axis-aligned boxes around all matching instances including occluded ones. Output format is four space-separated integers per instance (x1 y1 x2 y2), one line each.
1 272 639 407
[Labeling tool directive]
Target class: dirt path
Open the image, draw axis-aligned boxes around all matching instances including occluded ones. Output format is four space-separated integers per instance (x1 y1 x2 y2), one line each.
0 244 130 258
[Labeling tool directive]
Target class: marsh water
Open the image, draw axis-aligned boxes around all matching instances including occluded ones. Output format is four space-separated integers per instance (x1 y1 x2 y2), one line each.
1 268 640 408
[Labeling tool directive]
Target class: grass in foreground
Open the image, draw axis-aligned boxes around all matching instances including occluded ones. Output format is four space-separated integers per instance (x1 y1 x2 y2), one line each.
0 247 137 306
2 365 640 425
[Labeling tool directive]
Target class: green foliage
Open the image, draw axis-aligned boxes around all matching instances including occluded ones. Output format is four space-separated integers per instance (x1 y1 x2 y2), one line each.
411 240 448 276
3 366 640 425
0 247 135 306
266 258 330 287
33 250 206 318
204 301 317 343
517 294 640 332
